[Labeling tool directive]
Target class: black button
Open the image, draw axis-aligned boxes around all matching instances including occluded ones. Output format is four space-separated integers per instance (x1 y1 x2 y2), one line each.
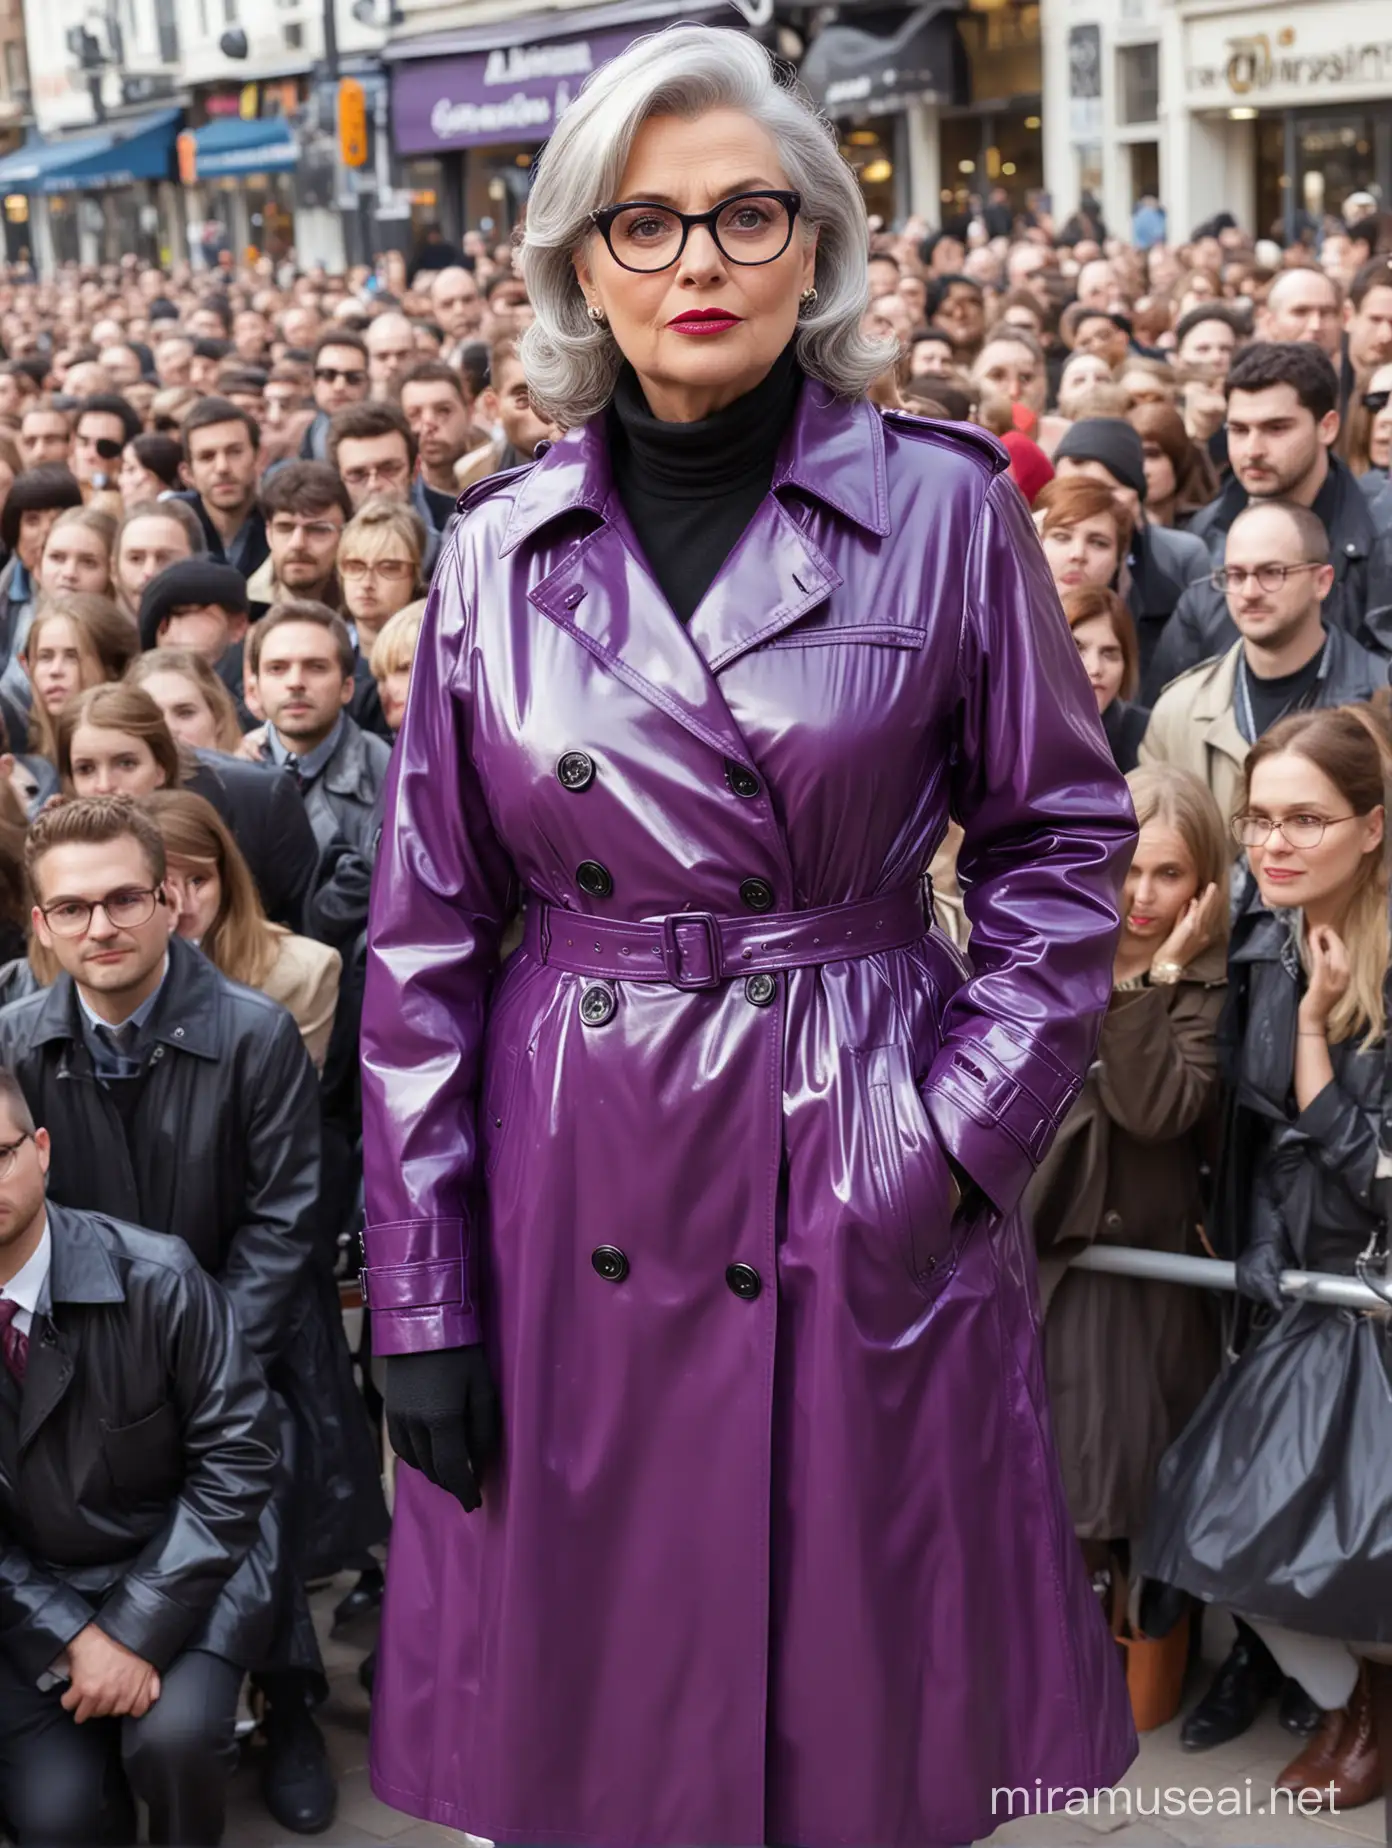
726 1262 762 1300
745 972 777 1007
725 759 761 800
592 1245 629 1282
577 859 613 898
557 751 595 791
739 877 775 913
579 985 615 1027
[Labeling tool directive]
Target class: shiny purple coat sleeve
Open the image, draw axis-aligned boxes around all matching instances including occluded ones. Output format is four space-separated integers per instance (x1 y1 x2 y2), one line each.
924 472 1137 1214
359 541 519 1354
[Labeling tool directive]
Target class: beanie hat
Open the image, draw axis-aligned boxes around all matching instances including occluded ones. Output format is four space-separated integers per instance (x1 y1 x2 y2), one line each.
138 558 248 652
1053 417 1148 503
1001 431 1054 508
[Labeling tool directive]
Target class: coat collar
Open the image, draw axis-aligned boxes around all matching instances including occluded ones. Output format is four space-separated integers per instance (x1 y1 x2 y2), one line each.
499 376 891 559
30 934 223 1061
45 1202 124 1307
320 718 381 803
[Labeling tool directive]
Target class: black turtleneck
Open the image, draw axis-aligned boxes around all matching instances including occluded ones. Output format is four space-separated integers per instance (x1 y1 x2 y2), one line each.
607 342 802 623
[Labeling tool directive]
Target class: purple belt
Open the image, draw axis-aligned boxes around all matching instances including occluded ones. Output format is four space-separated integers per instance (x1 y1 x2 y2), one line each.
522 885 930 992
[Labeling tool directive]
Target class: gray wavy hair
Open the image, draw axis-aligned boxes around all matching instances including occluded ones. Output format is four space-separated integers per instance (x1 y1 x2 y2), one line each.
518 23 895 426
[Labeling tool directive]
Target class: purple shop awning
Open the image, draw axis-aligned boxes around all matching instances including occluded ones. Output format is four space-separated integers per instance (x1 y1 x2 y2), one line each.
393 22 661 154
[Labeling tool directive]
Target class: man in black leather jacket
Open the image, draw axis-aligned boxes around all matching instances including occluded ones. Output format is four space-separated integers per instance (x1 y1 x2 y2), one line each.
1144 343 1392 703
0 1070 280 1846
0 795 386 1836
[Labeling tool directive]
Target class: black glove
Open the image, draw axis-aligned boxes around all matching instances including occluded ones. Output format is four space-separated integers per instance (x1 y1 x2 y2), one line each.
385 1345 499 1513
1234 1239 1286 1311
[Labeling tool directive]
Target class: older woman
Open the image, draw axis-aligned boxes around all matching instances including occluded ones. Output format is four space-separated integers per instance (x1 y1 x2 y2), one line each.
362 25 1137 1848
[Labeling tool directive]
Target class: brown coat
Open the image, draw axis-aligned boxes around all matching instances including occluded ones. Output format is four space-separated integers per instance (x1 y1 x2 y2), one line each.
1028 945 1227 1542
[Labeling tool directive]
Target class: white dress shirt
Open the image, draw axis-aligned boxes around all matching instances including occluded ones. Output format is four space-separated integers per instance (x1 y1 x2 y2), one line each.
0 1213 50 1337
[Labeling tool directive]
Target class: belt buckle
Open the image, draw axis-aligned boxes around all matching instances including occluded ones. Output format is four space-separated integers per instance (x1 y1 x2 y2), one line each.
660 912 723 991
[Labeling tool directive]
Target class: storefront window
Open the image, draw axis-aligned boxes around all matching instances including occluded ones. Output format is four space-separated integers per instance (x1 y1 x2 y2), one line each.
839 123 897 228
463 145 534 241
47 195 80 265
403 158 443 251
1254 109 1384 241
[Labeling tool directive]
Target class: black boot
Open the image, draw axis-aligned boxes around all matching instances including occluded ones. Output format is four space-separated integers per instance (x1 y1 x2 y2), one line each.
332 1565 384 1630
260 1684 337 1834
1279 1676 1324 1736
1181 1622 1283 1752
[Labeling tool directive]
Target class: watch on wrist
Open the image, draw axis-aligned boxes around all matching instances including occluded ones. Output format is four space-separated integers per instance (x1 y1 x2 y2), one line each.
1149 961 1184 985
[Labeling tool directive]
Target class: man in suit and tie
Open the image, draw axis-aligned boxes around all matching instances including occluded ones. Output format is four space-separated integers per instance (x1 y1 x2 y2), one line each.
0 1067 281 1845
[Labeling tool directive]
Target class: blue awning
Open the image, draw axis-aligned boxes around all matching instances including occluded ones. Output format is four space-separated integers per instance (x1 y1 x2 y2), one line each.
0 108 181 195
192 116 297 178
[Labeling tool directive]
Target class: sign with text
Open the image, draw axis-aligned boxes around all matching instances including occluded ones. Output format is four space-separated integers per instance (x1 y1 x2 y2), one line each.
1184 0 1392 105
392 26 643 155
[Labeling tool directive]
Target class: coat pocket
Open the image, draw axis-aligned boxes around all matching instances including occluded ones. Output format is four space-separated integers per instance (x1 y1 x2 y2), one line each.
861 1042 956 1289
100 1402 181 1501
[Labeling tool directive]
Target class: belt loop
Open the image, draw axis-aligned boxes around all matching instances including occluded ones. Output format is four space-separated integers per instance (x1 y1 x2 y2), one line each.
536 900 552 964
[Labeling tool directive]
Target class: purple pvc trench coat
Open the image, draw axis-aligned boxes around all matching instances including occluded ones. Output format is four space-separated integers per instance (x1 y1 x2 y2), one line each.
360 380 1140 1847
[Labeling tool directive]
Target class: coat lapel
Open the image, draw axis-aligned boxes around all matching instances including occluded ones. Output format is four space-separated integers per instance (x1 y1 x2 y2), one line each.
519 382 891 761
19 1317 73 1451
530 518 757 769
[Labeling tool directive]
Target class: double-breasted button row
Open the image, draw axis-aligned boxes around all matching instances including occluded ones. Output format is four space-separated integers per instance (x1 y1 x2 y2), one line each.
590 1248 763 1300
745 972 777 1007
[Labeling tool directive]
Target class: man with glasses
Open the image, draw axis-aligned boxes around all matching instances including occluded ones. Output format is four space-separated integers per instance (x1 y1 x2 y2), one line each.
1144 342 1392 699
327 401 441 573
0 1062 281 1848
248 462 351 618
298 331 370 462
0 793 384 1837
1140 500 1387 821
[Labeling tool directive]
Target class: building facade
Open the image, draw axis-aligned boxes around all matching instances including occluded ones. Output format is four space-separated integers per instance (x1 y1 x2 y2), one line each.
1042 0 1392 243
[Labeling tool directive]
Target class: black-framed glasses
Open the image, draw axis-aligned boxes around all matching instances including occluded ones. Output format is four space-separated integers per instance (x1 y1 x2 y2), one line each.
1362 389 1391 417
314 366 367 387
589 190 802 274
1208 561 1323 594
0 1131 30 1182
1230 810 1361 850
40 886 164 939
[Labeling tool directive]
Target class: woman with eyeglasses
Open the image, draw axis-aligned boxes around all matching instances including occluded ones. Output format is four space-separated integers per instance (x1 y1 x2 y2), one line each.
337 496 424 659
1141 702 1392 1812
361 24 1137 1846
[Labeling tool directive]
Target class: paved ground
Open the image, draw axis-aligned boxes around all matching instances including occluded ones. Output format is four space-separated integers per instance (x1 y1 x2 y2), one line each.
223 1588 1386 1848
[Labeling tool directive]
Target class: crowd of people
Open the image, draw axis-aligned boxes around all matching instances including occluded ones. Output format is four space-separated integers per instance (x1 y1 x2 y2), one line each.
0 133 1387 1848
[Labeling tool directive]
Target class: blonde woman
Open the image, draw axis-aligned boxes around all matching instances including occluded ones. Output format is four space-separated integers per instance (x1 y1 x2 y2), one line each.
1142 704 1392 1806
127 646 245 754
338 496 425 659
38 505 117 599
368 599 424 734
142 789 342 1068
23 594 138 764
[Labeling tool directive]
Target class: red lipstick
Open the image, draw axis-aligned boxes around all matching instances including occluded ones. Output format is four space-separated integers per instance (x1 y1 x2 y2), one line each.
667 308 743 336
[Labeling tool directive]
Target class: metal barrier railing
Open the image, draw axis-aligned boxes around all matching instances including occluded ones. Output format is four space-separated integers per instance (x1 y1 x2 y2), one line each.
1068 1242 1389 1313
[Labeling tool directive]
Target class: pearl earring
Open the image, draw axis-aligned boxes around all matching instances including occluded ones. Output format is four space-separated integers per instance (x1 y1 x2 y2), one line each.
587 303 607 326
